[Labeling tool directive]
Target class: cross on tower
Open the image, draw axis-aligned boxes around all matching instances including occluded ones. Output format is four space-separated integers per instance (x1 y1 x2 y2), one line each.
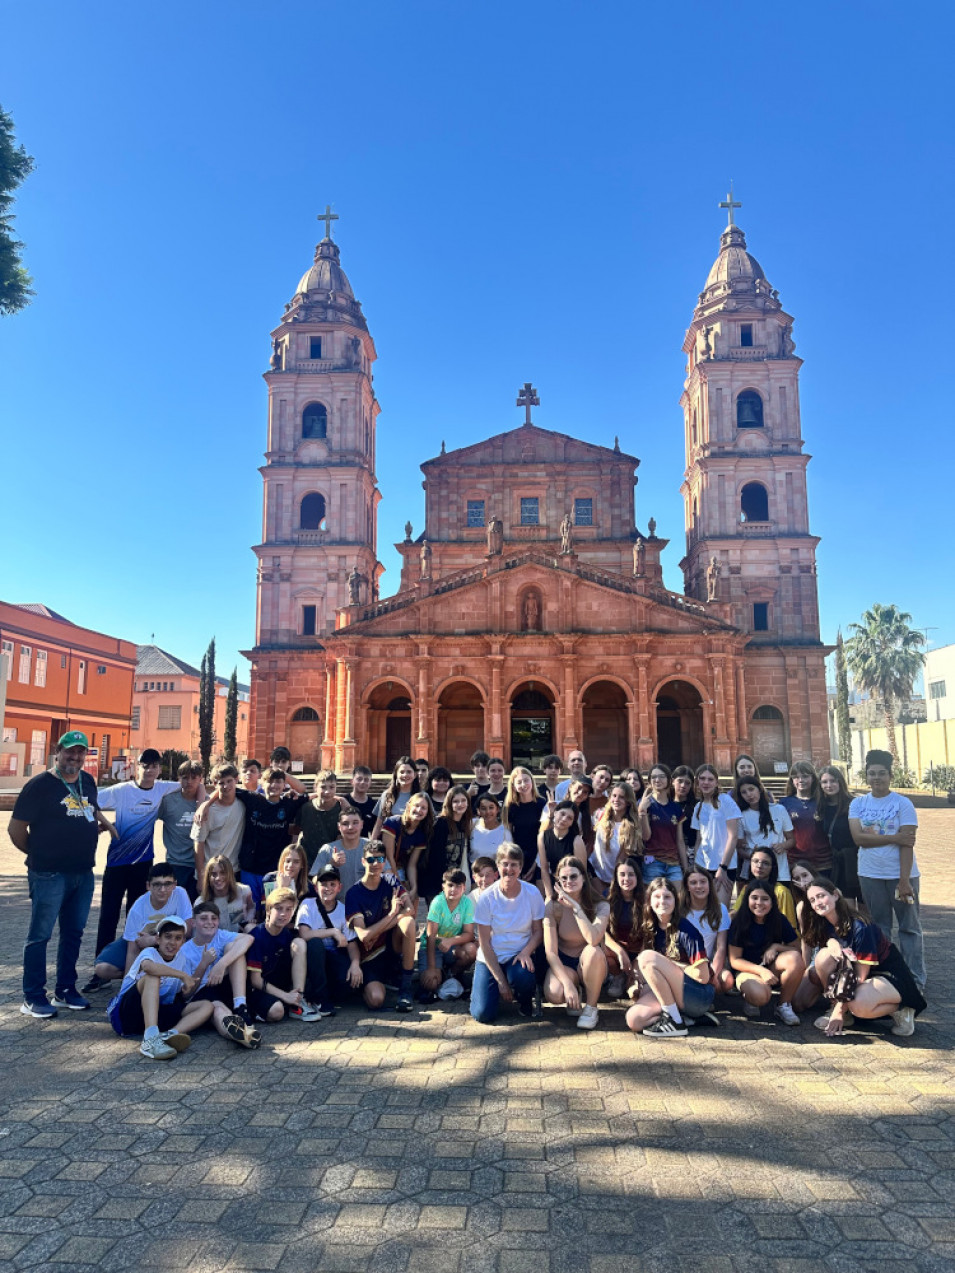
719 183 741 226
318 204 339 240
516 382 539 426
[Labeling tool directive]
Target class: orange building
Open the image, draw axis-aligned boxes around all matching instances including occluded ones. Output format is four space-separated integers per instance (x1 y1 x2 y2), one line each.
0 602 136 781
130 645 250 766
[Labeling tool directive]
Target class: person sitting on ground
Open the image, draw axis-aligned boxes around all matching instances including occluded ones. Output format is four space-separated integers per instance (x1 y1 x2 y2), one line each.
246 887 320 1024
470 794 508 867
157 760 206 900
728 880 805 1026
794 875 926 1038
470 843 546 1024
345 841 418 1012
263 843 315 904
538 800 588 900
91 861 193 987
311 806 368 894
625 876 716 1039
381 791 434 901
296 865 364 1015
735 847 798 927
542 855 610 1030
199 855 256 933
604 856 645 998
179 902 261 1048
418 868 477 1001
106 916 211 1061
681 866 734 993
469 856 500 900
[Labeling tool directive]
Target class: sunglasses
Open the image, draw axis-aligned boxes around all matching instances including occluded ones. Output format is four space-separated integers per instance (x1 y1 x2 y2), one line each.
364 854 386 864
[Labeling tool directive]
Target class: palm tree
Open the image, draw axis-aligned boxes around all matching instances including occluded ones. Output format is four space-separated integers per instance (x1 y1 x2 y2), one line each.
845 604 925 767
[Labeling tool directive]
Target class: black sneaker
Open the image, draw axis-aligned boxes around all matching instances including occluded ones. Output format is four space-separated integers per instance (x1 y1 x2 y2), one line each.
690 1011 720 1029
80 974 108 995
517 988 543 1020
233 1003 254 1026
395 994 414 1013
642 1011 689 1039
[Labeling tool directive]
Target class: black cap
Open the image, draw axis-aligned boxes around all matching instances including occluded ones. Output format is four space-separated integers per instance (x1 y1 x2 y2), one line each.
139 748 162 766
315 865 341 883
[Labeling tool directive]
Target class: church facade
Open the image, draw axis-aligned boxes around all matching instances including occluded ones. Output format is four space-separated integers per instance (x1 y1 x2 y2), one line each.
245 208 830 776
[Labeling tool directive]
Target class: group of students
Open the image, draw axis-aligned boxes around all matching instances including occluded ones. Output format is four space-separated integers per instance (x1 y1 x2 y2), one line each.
55 741 926 1058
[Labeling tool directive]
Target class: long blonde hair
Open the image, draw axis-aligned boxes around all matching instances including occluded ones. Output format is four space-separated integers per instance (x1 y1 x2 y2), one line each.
594 782 639 855
276 845 310 900
201 855 239 903
503 766 538 824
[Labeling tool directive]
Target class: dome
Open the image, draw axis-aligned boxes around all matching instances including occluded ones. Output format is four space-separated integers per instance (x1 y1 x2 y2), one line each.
704 224 766 290
295 238 356 299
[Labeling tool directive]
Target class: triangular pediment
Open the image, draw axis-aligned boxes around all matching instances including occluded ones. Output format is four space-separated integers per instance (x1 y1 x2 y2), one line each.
422 423 637 470
329 550 737 641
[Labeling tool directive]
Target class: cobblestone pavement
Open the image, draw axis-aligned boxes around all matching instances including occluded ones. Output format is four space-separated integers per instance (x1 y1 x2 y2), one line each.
1 811 953 1273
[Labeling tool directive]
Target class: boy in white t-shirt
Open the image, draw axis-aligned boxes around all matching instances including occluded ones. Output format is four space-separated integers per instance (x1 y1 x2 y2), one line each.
91 862 194 986
470 843 545 1023
849 748 925 990
297 865 363 1015
106 916 214 1061
419 869 477 1001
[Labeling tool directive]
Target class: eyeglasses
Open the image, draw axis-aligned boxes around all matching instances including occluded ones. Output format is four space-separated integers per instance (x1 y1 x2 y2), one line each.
364 855 386 864
557 875 581 883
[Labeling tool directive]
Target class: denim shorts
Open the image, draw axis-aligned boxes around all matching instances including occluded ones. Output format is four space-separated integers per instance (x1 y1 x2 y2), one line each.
681 973 716 1019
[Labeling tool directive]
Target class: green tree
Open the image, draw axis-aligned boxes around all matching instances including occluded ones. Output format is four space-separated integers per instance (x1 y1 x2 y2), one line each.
845 604 925 766
834 629 852 767
198 637 217 776
223 667 238 762
0 104 36 316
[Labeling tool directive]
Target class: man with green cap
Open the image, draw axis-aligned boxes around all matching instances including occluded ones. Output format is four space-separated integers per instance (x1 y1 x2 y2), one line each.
10 730 117 1018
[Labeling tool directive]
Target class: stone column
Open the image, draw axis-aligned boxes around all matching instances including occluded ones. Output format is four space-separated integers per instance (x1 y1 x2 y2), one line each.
488 654 505 760
560 656 578 754
321 661 337 771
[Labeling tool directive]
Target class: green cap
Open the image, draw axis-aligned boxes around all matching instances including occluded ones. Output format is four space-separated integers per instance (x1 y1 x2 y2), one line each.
57 730 89 751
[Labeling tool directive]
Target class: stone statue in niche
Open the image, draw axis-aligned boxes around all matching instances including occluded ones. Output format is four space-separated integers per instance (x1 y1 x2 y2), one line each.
404 521 413 542
700 326 713 360
633 537 646 577
706 555 722 602
521 593 541 632
487 517 503 556
559 512 573 554
270 339 283 370
347 567 361 606
351 336 362 367
420 539 432 580
648 517 657 538
781 323 796 356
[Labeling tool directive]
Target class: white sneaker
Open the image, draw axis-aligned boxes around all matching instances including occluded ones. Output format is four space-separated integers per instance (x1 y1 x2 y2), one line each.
606 974 626 999
775 1002 800 1027
140 1034 177 1061
814 1010 854 1031
577 1005 599 1030
437 977 465 1001
565 1003 582 1018
891 1006 916 1037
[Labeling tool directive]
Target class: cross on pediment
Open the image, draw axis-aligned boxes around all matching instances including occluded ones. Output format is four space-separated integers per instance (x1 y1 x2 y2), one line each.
318 204 339 240
516 382 539 426
719 183 741 226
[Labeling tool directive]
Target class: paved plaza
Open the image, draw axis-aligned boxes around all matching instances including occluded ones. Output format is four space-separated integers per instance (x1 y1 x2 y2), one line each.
0 809 953 1273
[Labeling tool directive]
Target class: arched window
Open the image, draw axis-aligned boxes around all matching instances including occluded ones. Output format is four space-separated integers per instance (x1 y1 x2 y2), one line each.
292 706 319 722
752 704 783 721
740 482 769 522
300 493 326 530
736 390 764 429
302 402 327 439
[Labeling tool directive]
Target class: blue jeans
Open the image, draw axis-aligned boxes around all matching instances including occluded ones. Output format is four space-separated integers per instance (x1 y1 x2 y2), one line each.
240 871 266 911
470 949 543 1023
641 859 685 886
24 869 95 1003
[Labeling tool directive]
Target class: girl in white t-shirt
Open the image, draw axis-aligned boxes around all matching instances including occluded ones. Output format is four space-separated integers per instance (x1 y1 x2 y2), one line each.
470 795 508 866
682 867 733 992
690 766 740 905
734 779 794 882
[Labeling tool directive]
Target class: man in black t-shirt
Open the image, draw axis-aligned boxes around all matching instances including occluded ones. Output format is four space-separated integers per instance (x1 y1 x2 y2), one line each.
10 731 117 1018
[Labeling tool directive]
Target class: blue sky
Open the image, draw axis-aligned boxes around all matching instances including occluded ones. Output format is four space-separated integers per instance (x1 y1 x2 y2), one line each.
2 3 952 684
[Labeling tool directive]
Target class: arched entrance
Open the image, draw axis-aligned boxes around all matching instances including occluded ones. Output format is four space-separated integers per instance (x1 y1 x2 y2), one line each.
437 681 485 774
655 680 704 770
288 705 321 771
581 680 628 773
751 705 787 775
510 684 555 772
365 683 413 772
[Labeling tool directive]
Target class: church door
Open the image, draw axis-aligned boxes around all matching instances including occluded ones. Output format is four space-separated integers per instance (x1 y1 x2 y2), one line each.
510 687 555 771
385 713 412 768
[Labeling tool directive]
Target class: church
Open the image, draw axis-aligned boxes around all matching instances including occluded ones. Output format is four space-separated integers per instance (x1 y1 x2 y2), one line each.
245 202 830 777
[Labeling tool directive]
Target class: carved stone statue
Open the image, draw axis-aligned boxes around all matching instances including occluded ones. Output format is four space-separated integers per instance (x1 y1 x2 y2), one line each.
700 326 713 359
633 537 646 577
270 338 282 370
404 521 413 543
559 512 573 555
522 593 541 632
706 555 722 602
781 323 796 356
351 336 362 367
420 539 432 580
647 517 657 538
347 567 361 606
487 516 503 556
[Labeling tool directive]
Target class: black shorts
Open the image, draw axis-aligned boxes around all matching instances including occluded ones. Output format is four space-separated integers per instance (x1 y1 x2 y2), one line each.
247 987 285 1022
113 988 186 1037
876 945 927 1016
190 983 233 1008
361 947 402 989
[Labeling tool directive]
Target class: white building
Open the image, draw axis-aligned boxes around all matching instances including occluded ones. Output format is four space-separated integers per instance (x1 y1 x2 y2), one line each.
925 644 955 721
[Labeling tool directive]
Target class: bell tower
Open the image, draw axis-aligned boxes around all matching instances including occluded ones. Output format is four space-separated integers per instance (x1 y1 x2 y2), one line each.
679 192 820 645
253 209 381 648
